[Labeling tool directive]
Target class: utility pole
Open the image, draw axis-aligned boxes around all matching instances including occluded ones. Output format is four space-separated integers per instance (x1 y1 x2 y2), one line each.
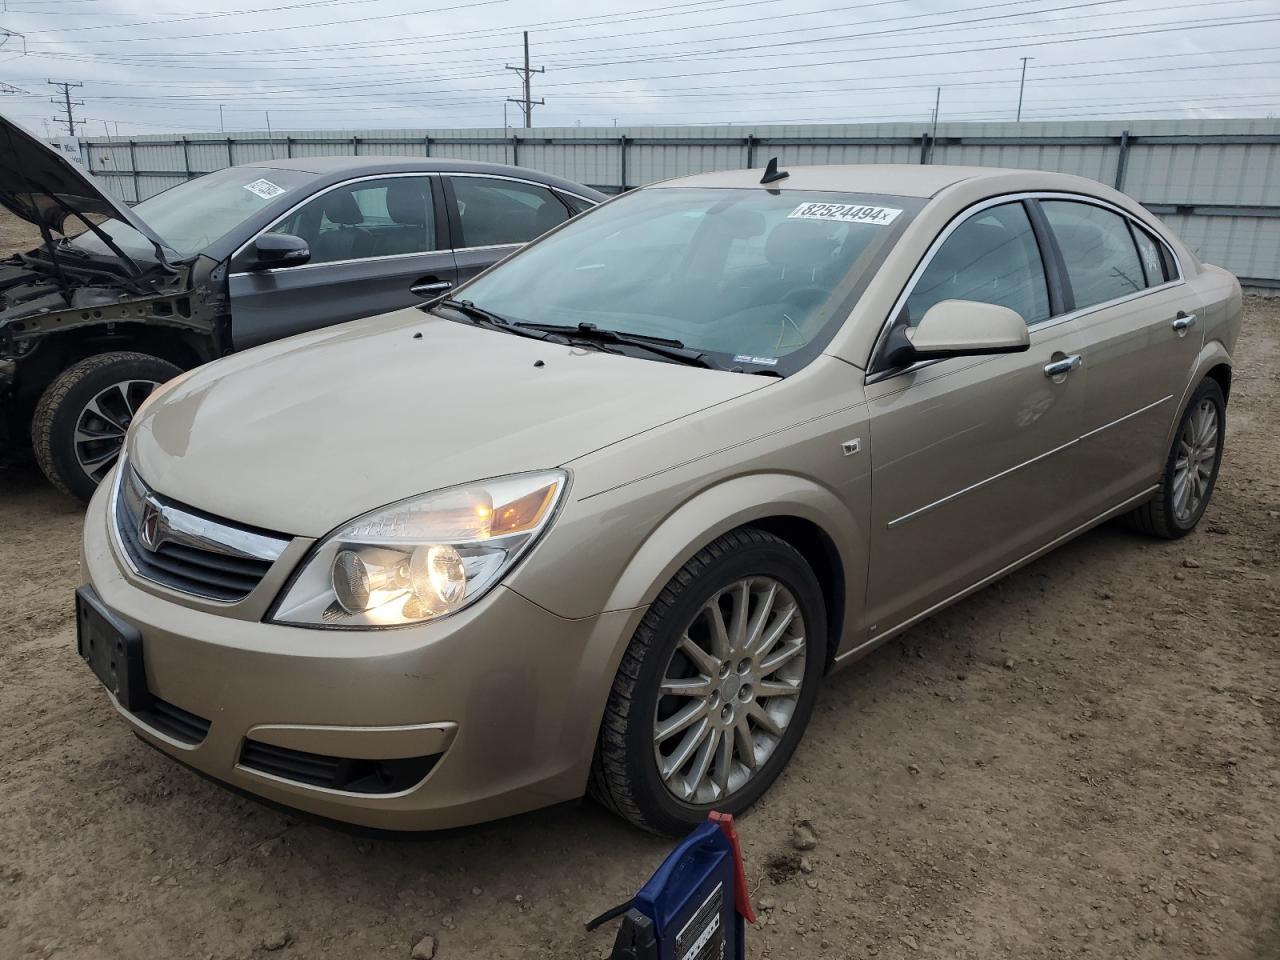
505 31 544 129
219 103 225 132
1016 57 1032 121
48 79 84 136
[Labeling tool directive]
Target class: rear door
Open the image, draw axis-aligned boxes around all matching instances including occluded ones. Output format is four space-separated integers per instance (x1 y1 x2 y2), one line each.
228 174 456 350
443 175 575 283
1035 198 1204 515
863 199 1090 638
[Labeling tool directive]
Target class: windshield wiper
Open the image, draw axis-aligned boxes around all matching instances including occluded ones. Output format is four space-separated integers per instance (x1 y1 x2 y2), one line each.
431 298 570 344
515 322 725 369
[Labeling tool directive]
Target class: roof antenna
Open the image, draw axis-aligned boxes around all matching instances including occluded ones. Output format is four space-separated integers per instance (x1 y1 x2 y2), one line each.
760 156 789 184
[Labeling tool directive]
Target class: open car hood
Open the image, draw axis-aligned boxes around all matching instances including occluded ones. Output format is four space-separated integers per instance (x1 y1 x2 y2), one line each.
0 112 169 251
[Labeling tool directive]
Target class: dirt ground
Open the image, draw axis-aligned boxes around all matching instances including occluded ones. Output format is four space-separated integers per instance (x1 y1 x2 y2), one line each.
0 208 1277 958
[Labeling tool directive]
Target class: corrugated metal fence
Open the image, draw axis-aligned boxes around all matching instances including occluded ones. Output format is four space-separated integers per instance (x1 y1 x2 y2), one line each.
78 119 1280 289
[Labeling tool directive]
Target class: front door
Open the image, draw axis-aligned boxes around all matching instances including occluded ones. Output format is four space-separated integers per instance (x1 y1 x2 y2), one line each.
1036 199 1206 515
862 199 1089 638
229 174 457 350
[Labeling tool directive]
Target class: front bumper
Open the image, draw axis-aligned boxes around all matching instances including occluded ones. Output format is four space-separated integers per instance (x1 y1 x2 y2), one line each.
81 480 643 830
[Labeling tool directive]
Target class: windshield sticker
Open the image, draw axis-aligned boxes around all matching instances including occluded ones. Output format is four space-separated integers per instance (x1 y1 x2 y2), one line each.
243 178 287 200
733 354 779 366
787 202 902 225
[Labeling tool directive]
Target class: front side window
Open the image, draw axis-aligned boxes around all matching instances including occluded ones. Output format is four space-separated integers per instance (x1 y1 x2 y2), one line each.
1041 200 1145 309
449 177 570 247
905 201 1050 326
451 187 921 373
269 176 435 265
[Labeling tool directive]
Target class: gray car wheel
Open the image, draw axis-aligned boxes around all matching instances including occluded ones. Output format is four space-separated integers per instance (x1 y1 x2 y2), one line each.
1124 377 1226 539
590 527 826 835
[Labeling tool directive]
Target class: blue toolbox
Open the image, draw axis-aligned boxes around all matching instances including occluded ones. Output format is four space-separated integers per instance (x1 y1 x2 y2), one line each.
588 812 756 960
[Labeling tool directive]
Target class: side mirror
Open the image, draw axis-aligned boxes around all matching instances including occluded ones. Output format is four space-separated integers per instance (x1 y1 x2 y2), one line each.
244 233 310 271
901 300 1030 362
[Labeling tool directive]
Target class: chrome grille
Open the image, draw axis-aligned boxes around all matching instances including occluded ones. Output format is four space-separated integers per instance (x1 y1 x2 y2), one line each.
114 465 290 602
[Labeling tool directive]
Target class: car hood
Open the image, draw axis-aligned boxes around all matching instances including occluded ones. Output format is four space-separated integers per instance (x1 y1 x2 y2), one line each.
128 309 770 536
0 112 169 251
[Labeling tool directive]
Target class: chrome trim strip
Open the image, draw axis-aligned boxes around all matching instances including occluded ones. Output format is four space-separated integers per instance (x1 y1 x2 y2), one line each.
229 245 450 278
866 190 1186 382
886 435 1079 529
443 170 596 204
887 392 1176 528
838 483 1161 663
119 465 288 562
450 241 522 254
1078 394 1173 441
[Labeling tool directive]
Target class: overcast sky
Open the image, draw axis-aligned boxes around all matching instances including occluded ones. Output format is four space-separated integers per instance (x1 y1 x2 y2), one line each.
0 0 1277 137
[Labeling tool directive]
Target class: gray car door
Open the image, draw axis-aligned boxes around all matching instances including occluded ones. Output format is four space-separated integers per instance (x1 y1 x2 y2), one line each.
443 174 574 283
228 174 456 350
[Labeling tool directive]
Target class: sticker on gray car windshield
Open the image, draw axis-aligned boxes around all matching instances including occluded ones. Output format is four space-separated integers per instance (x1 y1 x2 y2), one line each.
242 178 287 200
733 354 778 366
788 202 902 225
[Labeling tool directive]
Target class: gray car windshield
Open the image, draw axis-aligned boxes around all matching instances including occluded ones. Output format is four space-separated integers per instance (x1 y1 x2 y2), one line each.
71 167 318 259
455 186 920 371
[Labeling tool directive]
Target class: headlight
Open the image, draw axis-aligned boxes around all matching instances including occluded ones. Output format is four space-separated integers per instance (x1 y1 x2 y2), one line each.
271 471 566 628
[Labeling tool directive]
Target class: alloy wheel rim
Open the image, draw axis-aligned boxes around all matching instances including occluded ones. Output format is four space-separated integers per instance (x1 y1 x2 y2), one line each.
653 576 807 805
73 380 159 484
1172 398 1219 524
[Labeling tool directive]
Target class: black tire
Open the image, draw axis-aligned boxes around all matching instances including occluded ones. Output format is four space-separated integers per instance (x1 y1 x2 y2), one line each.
1123 377 1226 539
31 351 180 502
590 527 827 835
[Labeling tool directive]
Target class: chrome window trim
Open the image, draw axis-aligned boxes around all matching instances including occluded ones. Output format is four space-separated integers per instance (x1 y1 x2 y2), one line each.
865 190 1186 385
450 241 522 254
444 170 596 205
230 171 441 270
229 247 450 278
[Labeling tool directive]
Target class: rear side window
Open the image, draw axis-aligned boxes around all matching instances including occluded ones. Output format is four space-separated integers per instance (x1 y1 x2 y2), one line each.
1041 200 1145 309
557 190 595 215
449 177 570 247
1131 224 1171 287
905 201 1050 326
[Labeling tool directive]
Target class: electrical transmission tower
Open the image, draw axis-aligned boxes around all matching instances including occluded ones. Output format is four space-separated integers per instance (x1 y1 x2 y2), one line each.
48 79 84 136
505 31 544 129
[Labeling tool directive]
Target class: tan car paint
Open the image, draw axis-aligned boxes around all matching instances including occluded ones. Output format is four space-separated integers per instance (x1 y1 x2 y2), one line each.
81 165 1242 830
129 308 769 537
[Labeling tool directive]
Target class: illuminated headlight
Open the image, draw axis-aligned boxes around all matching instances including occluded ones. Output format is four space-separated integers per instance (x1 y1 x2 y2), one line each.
271 471 566 628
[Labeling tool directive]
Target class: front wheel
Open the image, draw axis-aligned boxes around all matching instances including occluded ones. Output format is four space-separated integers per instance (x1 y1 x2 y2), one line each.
1124 377 1226 539
31 351 180 501
590 528 826 835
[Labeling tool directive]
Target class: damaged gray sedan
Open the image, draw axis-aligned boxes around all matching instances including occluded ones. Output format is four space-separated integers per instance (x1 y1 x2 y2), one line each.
0 115 600 499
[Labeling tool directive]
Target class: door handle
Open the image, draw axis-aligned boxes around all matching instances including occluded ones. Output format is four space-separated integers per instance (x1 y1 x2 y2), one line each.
411 279 452 297
1043 354 1083 378
1172 312 1197 333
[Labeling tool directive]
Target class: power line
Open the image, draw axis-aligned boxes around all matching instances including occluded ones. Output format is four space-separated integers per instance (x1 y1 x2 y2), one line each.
505 30 543 128
47 78 83 135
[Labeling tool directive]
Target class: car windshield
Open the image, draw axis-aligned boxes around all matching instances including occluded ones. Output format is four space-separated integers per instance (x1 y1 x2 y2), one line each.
453 186 921 372
70 166 319 259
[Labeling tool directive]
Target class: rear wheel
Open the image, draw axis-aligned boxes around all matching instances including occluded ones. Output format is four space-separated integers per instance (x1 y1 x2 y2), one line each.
1124 377 1226 539
31 352 180 501
590 528 826 835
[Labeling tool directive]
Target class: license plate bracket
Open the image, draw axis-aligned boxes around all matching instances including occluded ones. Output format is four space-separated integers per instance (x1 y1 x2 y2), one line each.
76 586 152 714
